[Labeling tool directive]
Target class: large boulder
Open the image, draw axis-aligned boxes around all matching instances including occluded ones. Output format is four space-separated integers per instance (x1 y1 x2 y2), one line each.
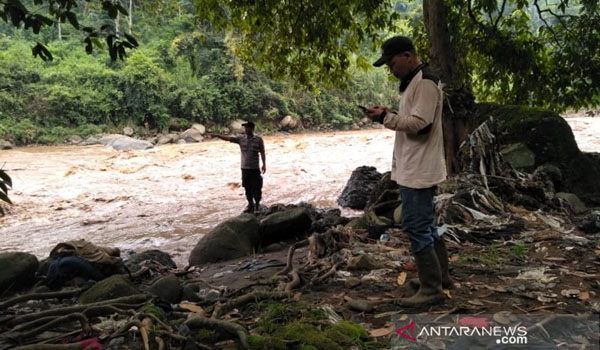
338 166 382 209
500 143 536 171
280 115 301 130
189 214 260 266
0 139 13 150
107 136 154 151
180 128 204 143
125 249 177 273
149 274 182 304
470 103 600 205
191 123 206 134
259 207 312 246
79 275 140 304
0 252 39 294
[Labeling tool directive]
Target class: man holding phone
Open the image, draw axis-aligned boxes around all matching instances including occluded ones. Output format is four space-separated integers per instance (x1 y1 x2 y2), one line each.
365 36 450 306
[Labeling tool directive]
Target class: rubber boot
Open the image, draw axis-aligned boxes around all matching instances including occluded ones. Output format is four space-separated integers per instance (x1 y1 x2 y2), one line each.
408 238 453 291
399 247 445 306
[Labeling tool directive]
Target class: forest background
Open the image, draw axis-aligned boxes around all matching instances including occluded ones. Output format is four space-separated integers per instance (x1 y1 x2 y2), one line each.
0 0 598 146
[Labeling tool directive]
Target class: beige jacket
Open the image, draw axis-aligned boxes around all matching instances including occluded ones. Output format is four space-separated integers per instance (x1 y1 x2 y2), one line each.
383 69 447 188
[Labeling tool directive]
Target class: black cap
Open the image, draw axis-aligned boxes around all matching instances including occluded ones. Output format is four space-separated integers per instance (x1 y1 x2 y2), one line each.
242 121 255 128
373 36 415 67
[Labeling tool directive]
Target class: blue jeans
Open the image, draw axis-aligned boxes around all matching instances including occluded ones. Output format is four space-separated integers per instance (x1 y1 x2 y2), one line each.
399 185 440 253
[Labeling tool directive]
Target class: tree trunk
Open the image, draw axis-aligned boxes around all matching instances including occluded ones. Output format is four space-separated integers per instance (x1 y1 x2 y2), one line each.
128 0 133 34
57 20 62 41
423 0 473 175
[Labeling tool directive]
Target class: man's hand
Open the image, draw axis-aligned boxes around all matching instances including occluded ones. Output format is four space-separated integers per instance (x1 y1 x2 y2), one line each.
261 164 267 174
366 105 392 123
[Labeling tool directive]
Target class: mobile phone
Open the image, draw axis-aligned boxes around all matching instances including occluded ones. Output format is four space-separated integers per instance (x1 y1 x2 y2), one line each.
358 105 367 112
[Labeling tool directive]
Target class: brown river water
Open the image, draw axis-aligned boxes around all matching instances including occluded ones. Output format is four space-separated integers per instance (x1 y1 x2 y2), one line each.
1 118 597 266
0 129 395 266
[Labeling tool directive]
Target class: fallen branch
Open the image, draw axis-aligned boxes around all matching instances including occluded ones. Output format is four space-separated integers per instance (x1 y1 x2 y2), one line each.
0 288 86 309
185 316 249 350
276 239 308 276
212 291 290 319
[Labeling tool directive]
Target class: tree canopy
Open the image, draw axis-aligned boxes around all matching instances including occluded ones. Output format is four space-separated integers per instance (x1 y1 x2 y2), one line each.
1 0 598 111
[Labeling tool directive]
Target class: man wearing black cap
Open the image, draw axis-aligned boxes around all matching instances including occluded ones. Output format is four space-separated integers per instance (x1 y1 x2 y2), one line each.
210 121 266 213
365 36 451 306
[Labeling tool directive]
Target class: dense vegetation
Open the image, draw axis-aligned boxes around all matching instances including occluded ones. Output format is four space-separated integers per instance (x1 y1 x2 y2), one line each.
0 0 598 146
0 3 398 145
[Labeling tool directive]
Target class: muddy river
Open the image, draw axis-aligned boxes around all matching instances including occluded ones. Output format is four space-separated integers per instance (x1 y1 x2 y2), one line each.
1 118 598 266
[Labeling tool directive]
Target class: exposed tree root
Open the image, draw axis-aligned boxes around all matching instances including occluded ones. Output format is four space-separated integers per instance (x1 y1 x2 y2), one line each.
185 316 249 350
0 288 86 309
155 336 165 350
284 269 301 292
311 263 340 284
19 313 89 341
276 239 308 276
13 343 83 350
7 295 148 327
109 319 149 350
212 291 290 319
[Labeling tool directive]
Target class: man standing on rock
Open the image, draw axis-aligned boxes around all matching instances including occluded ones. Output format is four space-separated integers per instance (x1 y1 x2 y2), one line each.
366 36 451 306
210 121 266 213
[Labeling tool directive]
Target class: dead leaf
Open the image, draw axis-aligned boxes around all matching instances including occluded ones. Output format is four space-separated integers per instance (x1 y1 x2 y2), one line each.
396 272 407 286
578 292 590 300
369 326 394 338
468 299 485 306
179 302 204 314
443 289 452 298
181 174 195 180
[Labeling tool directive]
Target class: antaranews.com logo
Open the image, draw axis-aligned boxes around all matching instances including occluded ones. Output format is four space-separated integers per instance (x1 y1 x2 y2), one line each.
391 313 599 350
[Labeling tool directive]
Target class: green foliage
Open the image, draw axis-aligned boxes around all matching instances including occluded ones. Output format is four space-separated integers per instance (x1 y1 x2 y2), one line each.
193 0 400 89
0 0 138 61
510 242 527 259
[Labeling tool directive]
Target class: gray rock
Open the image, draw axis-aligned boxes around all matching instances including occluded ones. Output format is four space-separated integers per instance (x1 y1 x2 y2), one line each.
149 274 181 304
69 135 83 144
79 275 139 304
280 115 301 130
98 134 125 145
260 208 312 246
338 166 382 209
125 249 177 272
180 128 204 143
189 214 260 266
191 123 206 134
556 192 587 214
107 136 154 151
0 139 14 149
0 252 39 293
500 143 536 171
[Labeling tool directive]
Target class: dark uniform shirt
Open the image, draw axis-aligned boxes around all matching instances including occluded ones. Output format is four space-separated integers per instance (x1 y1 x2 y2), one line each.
232 135 265 169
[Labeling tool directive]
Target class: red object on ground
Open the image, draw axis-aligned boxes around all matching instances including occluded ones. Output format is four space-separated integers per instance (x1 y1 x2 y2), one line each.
459 316 491 328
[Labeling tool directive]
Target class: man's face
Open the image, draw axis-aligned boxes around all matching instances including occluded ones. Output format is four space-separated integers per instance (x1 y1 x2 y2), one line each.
244 126 254 135
386 52 413 80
